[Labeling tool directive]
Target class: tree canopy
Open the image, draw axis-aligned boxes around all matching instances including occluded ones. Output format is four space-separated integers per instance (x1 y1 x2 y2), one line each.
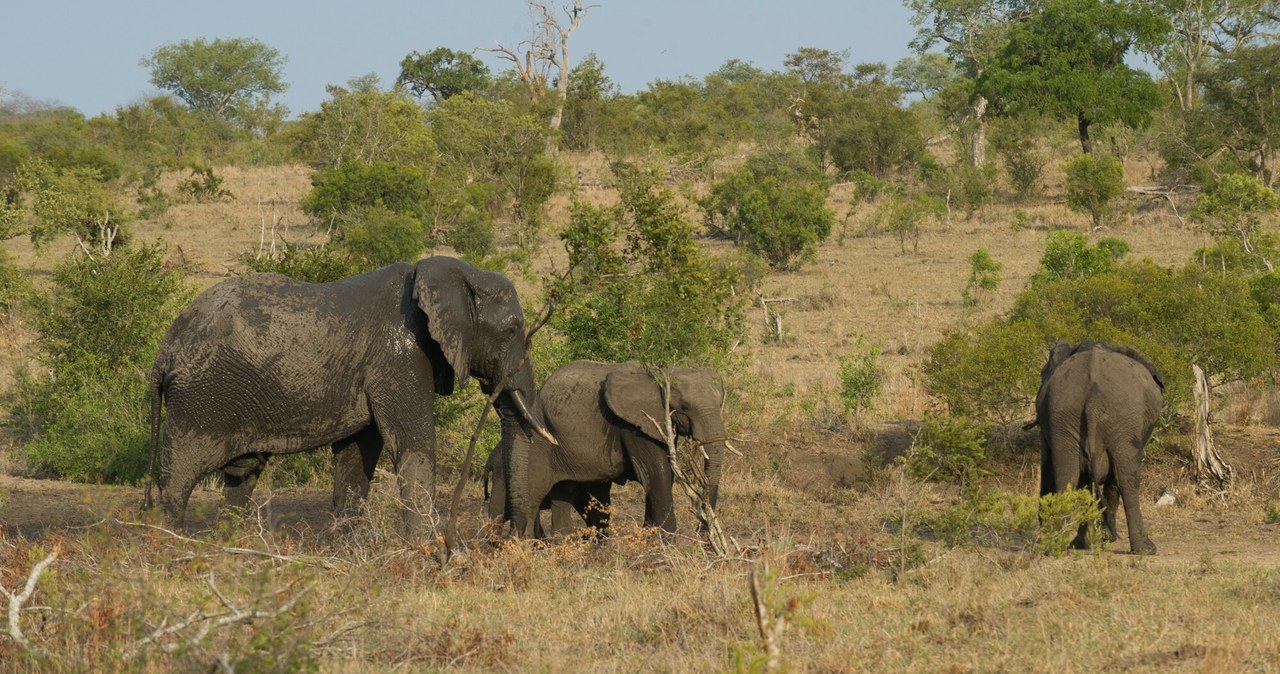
397 47 492 104
141 37 287 127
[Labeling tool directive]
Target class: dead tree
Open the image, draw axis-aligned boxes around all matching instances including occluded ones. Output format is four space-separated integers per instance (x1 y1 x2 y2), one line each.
1192 364 1233 493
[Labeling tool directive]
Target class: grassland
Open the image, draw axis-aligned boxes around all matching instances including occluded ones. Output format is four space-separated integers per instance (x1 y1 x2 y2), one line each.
2 154 1280 672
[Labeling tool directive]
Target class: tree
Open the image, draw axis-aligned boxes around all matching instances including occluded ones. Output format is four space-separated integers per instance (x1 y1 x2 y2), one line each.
397 47 492 104
1141 0 1280 112
141 38 287 129
1199 43 1280 186
290 77 434 170
560 52 617 151
891 52 960 100
905 0 1039 165
980 0 1165 154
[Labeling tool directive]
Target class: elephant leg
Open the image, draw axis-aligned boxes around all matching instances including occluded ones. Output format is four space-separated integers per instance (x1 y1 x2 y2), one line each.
332 426 383 518
159 438 232 528
632 452 677 534
369 389 437 541
1101 478 1120 543
548 483 583 538
1117 454 1156 555
222 454 267 509
576 482 613 532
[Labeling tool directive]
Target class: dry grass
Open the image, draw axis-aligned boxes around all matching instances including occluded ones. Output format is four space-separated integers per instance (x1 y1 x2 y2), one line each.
3 153 1280 671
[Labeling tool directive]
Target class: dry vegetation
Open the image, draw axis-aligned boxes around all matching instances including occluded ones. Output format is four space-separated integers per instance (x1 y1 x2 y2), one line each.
3 154 1280 672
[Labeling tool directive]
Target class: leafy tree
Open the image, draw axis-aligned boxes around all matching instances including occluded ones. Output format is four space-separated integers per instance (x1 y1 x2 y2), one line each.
398 47 492 104
989 115 1049 198
560 52 619 151
291 77 435 170
1191 172 1280 251
300 161 430 221
1032 230 1130 284
821 79 925 176
334 206 426 267
962 247 1003 307
550 161 747 368
111 96 233 168
979 0 1165 154
141 37 287 129
891 52 960 100
6 158 130 247
1198 43 1280 186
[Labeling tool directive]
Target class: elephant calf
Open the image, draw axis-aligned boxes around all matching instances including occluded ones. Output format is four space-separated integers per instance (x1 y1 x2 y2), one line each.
487 360 727 538
1033 339 1163 554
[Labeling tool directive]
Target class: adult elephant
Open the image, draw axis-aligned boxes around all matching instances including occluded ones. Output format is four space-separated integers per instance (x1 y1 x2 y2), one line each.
489 360 727 538
1033 339 1163 554
145 256 554 535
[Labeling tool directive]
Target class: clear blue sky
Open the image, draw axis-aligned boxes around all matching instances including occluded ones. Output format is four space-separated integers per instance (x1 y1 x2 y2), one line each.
1 1 918 118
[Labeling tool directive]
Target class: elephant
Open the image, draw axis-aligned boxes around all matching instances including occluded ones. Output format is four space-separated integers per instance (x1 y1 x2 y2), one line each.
144 255 554 534
1032 339 1163 554
488 360 727 538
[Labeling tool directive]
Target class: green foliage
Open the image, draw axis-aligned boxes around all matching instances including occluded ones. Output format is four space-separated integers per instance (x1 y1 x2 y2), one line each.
873 193 939 253
838 338 882 418
904 415 992 487
561 52 620 152
822 82 925 177
1032 231 1130 285
551 161 748 369
300 161 430 222
1197 43 1280 184
334 206 426 267
891 53 960 100
241 245 366 284
175 164 233 202
291 80 435 170
1190 172 1279 250
7 157 131 246
17 243 191 483
990 116 1048 199
921 159 996 219
979 0 1164 153
397 47 491 104
141 37 287 132
1037 489 1104 557
1062 154 1126 228
0 246 30 318
701 147 834 270
962 247 1003 307
922 319 1045 423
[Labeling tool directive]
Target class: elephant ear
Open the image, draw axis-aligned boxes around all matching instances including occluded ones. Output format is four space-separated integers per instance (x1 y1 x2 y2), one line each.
1041 339 1076 383
413 257 475 394
603 364 669 443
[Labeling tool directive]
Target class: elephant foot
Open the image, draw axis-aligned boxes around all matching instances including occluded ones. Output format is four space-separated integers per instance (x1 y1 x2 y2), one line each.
1130 539 1157 555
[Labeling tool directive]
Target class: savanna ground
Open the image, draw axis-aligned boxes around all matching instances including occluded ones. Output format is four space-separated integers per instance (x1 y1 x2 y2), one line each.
3 155 1280 672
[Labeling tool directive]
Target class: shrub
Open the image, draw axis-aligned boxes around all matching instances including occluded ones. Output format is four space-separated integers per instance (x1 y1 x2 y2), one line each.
335 206 425 267
17 242 191 483
0 246 31 319
922 319 1045 423
962 248 1002 308
873 193 939 254
838 338 882 418
990 117 1047 199
1191 172 1279 252
242 244 366 283
702 148 833 270
1031 231 1129 285
300 161 429 221
176 164 233 202
1037 488 1104 557
904 415 992 487
1063 154 1125 228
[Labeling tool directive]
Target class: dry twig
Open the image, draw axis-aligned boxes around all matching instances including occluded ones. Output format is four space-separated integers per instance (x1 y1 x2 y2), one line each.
2 546 59 653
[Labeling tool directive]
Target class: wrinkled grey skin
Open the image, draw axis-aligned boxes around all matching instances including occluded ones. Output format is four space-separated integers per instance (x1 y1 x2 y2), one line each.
147 256 549 535
1034 339 1163 555
489 360 727 538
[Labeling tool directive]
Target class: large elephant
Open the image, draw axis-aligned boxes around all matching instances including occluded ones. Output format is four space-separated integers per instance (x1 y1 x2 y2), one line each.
489 360 727 538
1033 339 1163 554
146 256 554 534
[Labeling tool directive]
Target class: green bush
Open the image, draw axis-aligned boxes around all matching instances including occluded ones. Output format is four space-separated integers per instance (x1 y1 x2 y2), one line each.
1037 489 1104 557
300 161 429 221
1031 231 1130 285
335 206 425 267
990 117 1047 199
873 193 939 254
175 165 233 202
922 319 1045 423
1191 172 1279 252
962 248 1002 308
17 242 191 484
242 244 366 283
0 246 31 318
1063 154 1125 228
904 415 992 487
838 338 882 418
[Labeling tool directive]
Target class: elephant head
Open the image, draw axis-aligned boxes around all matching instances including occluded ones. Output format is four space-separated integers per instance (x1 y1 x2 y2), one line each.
413 256 552 444
1041 339 1164 390
603 364 728 507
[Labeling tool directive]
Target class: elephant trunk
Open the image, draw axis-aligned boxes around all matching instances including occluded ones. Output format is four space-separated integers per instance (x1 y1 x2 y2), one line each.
495 394 535 537
692 408 727 509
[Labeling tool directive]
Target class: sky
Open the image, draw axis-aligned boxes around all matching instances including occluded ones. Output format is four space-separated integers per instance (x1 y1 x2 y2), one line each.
0 1 920 119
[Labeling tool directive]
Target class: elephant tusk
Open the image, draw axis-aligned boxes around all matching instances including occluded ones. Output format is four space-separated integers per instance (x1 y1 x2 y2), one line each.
510 389 559 446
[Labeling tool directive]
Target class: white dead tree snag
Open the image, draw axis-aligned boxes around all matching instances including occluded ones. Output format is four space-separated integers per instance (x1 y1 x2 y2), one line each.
749 565 785 673
1192 364 1233 493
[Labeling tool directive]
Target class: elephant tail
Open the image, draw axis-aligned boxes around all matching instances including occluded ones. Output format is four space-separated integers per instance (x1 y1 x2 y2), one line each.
143 352 169 510
1082 382 1106 486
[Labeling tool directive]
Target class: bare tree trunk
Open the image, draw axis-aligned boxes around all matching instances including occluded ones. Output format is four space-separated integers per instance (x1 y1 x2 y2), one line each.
971 95 988 167
1192 364 1233 493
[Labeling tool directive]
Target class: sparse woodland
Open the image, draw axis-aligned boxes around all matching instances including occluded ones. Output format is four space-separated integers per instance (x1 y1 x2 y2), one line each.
3 1 1280 671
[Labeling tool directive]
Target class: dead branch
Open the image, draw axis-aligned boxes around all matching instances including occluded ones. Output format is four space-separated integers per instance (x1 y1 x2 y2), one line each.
1192 364 1233 494
2 546 59 653
114 519 340 570
642 372 729 557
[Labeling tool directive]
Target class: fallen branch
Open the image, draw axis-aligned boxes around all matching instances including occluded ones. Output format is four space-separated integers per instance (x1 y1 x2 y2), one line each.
2 546 59 653
114 519 340 569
